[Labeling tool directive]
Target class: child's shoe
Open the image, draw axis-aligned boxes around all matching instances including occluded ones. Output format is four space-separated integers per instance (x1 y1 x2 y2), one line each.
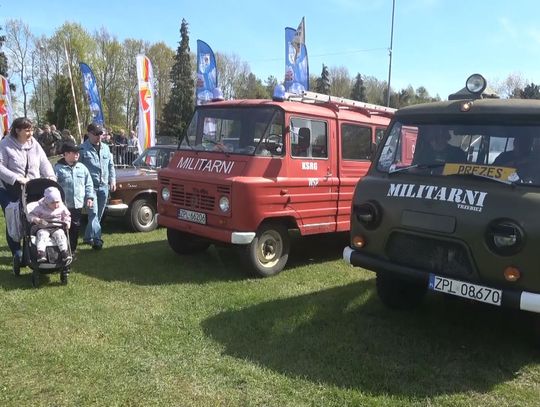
37 251 47 263
61 250 72 262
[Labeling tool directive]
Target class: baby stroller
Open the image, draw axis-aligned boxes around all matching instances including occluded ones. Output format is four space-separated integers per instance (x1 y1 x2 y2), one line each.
16 178 73 287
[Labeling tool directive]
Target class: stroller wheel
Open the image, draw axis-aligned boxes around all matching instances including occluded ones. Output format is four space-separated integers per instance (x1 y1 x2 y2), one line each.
13 254 21 276
60 271 68 285
31 270 39 288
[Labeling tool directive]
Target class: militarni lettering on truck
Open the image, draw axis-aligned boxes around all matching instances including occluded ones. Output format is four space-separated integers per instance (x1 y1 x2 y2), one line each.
387 183 488 212
176 156 235 174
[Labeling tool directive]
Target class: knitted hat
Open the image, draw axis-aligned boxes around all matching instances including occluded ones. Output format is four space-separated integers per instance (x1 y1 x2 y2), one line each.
44 186 62 203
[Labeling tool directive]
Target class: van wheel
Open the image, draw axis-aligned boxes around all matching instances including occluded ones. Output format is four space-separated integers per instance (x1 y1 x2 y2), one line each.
129 198 158 232
244 223 289 277
376 272 427 309
166 228 210 255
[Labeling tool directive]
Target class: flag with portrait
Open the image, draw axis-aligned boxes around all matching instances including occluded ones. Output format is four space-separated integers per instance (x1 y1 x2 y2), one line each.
285 17 309 93
196 40 218 105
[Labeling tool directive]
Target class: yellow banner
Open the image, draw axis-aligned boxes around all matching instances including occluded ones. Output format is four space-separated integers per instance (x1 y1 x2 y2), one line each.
442 163 516 181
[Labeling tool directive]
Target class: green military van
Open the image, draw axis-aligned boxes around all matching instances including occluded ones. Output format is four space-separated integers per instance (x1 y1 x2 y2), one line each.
343 74 540 339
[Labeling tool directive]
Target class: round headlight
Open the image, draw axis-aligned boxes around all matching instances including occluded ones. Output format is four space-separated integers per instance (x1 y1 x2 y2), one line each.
466 74 487 95
219 196 230 212
354 201 382 230
161 187 170 201
485 220 524 256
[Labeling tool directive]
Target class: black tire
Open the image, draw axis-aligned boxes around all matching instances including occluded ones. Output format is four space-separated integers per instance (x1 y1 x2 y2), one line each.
31 270 39 288
243 223 290 277
376 272 427 309
128 198 158 232
166 228 210 255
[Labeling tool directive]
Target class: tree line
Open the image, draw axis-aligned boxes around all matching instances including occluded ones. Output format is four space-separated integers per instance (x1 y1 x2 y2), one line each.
2 18 540 140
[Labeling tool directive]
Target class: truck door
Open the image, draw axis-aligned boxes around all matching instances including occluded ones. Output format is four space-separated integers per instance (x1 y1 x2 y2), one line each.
286 116 338 235
336 123 375 232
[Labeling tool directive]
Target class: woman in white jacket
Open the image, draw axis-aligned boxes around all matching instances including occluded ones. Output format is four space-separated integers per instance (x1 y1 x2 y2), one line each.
0 117 56 270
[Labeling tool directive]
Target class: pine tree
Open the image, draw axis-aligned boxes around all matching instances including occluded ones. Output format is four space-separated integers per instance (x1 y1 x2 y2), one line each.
162 19 194 139
350 73 367 102
315 64 330 95
520 83 540 99
46 75 78 132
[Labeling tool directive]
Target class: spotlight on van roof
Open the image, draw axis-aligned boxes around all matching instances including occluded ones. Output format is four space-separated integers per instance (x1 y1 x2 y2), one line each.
466 74 487 95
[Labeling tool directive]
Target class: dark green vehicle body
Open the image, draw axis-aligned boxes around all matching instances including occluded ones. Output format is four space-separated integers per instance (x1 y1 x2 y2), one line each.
344 98 540 316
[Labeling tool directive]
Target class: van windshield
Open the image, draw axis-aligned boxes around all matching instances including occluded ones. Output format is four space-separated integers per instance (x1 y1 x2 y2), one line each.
377 121 540 186
180 106 285 156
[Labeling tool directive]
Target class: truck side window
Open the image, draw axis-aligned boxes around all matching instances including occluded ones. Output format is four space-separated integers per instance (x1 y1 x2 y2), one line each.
290 117 328 159
341 124 372 160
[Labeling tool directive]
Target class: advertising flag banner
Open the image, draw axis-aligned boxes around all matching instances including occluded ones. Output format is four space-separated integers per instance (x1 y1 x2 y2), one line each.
0 75 14 136
285 17 309 93
196 40 218 105
136 54 156 153
79 63 104 125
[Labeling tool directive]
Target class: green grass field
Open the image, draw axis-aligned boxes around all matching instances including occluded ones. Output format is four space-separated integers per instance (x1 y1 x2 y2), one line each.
0 217 539 406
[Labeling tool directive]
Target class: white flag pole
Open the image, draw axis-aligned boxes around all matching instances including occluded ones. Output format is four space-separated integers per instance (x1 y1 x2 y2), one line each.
64 41 82 142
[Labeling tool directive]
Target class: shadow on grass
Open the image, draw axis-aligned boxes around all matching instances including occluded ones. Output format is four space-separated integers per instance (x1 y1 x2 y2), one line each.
72 230 350 285
74 240 246 285
202 280 540 397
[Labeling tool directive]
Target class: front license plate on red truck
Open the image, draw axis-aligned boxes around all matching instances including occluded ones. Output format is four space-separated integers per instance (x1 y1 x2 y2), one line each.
177 209 206 225
429 274 502 306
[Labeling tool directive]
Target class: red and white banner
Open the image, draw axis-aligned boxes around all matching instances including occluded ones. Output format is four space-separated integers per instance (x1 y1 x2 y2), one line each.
136 55 155 153
0 75 14 136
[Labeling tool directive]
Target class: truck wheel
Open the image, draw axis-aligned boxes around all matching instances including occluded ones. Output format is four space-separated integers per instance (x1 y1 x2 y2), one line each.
129 198 158 232
376 272 427 309
166 228 210 255
244 223 290 277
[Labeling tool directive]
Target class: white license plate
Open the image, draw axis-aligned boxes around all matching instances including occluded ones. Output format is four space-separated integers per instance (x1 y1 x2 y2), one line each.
429 274 502 306
177 209 206 225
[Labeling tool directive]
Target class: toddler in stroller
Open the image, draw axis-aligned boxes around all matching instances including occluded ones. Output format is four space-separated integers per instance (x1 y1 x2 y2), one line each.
27 186 72 263
20 179 73 286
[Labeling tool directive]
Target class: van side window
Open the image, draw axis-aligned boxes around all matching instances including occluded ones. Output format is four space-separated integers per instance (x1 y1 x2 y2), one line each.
341 124 372 160
290 117 328 158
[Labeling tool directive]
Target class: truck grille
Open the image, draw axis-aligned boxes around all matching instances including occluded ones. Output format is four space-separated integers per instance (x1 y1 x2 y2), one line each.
170 184 216 211
385 232 474 279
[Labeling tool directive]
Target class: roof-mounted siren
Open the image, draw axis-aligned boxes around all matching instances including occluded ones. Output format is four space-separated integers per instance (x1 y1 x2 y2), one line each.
465 74 487 97
273 84 287 101
212 87 224 102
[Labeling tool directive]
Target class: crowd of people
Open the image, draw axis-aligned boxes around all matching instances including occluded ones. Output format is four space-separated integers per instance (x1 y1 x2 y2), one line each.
0 117 118 271
31 123 140 165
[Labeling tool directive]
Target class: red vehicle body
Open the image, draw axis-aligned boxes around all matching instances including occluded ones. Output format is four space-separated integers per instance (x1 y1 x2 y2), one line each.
158 91 394 276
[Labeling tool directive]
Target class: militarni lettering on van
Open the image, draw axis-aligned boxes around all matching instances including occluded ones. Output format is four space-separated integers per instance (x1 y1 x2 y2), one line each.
387 183 488 212
176 156 235 174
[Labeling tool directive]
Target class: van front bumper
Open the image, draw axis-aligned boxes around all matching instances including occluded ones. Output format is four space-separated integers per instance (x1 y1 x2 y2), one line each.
343 246 540 314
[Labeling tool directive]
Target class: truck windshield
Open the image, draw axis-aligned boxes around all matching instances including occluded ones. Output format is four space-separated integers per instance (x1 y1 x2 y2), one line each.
377 121 540 186
180 106 285 156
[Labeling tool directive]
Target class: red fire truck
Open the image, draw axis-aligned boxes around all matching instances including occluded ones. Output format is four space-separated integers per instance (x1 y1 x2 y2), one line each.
157 90 395 276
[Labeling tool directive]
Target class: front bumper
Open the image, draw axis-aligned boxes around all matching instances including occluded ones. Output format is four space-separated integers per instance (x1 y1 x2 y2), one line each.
105 203 129 216
158 215 255 245
343 246 540 314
